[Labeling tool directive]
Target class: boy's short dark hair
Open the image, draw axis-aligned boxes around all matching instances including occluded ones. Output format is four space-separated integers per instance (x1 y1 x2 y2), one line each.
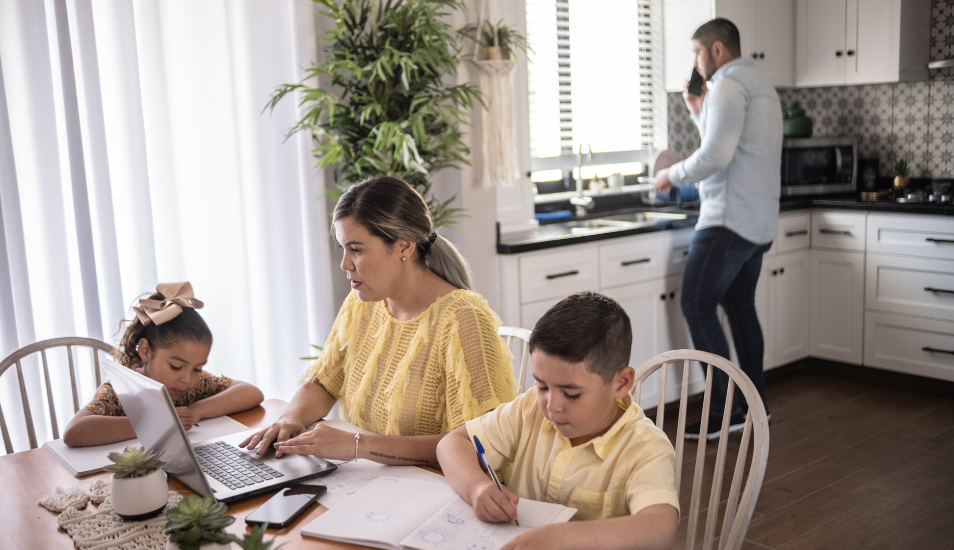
529 292 633 384
692 18 741 57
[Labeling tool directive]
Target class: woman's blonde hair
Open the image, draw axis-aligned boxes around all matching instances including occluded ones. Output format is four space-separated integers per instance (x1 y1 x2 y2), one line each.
333 176 473 291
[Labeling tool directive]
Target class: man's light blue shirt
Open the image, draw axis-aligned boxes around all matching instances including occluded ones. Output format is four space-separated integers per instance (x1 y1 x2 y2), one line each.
669 57 782 245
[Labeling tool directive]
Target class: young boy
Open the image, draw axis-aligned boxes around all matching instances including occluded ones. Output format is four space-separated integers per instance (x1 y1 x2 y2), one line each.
437 292 679 550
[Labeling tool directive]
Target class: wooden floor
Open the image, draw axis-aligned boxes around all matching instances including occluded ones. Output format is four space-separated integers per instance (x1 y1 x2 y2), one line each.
656 360 954 550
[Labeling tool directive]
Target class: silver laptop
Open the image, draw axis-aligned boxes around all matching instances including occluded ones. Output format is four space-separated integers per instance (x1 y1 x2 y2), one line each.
102 357 336 503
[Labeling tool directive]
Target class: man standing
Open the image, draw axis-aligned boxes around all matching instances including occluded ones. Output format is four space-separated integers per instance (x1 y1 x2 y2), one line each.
654 18 781 440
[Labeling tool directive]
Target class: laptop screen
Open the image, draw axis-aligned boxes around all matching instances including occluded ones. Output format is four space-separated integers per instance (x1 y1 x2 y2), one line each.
101 356 213 497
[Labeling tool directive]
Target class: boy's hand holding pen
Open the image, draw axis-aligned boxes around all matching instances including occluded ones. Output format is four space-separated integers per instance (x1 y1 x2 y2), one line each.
472 436 520 526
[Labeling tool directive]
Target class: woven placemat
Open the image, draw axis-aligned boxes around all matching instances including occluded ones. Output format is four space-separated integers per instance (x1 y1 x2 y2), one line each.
47 487 181 550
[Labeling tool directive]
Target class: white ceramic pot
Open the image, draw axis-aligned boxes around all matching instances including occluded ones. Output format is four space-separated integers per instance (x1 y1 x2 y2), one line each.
111 467 169 520
165 541 233 550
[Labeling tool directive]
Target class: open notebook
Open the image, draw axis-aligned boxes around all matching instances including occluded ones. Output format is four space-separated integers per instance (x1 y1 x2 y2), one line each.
43 415 248 477
301 476 577 550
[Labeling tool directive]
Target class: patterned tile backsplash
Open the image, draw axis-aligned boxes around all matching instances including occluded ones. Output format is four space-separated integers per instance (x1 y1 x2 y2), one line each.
667 0 954 178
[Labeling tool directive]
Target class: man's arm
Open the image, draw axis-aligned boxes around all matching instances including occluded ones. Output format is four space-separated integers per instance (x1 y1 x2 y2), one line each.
500 503 678 550
669 78 747 187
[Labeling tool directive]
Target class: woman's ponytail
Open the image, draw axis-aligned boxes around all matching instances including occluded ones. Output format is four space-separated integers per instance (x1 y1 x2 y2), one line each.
424 235 473 291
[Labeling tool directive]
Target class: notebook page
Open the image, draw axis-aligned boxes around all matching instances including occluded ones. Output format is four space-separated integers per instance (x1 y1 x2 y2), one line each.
43 415 248 477
300 477 458 548
300 458 446 508
400 495 577 550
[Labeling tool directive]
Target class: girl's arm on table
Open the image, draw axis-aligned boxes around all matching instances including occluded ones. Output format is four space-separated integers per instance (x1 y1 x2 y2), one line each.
62 410 136 447
188 380 264 420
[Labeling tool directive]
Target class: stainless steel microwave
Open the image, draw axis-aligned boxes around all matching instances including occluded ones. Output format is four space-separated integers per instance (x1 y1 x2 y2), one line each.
780 137 857 196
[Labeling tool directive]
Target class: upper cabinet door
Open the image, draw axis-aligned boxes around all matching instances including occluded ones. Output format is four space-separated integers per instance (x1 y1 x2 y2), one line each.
757 0 795 86
845 0 901 84
796 0 847 86
716 0 758 61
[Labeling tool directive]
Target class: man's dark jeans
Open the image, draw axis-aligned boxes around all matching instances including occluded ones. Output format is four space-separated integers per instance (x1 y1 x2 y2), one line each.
681 226 772 419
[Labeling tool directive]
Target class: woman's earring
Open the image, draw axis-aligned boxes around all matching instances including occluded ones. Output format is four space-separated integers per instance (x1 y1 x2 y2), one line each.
402 256 407 262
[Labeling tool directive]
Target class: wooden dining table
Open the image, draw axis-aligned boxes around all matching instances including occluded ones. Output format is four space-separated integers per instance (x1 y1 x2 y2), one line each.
0 399 419 549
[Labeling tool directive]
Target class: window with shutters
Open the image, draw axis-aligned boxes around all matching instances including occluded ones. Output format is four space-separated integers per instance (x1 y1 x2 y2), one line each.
525 0 666 185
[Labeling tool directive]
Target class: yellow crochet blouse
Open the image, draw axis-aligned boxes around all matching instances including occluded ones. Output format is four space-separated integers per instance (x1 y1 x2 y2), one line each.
304 289 518 436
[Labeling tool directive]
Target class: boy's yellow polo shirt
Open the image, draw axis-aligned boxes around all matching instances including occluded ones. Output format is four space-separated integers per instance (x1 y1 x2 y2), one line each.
465 388 679 521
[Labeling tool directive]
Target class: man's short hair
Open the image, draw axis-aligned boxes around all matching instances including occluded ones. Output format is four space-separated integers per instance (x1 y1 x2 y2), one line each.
529 292 633 384
692 18 741 57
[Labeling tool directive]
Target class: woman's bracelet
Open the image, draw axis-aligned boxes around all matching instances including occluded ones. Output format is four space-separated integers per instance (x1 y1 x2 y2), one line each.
354 432 360 463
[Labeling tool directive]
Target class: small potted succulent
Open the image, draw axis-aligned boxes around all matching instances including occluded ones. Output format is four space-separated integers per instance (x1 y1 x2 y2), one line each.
893 159 910 190
461 19 530 61
106 445 168 520
235 524 279 550
164 495 236 550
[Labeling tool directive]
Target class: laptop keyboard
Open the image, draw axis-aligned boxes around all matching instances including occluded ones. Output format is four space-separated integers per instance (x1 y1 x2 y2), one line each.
194 441 284 490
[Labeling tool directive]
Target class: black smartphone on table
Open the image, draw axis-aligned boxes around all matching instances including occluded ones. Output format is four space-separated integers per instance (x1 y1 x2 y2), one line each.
687 67 704 96
245 485 327 528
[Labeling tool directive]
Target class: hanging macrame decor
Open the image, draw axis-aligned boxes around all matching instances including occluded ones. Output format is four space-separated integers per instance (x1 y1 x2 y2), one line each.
472 0 520 189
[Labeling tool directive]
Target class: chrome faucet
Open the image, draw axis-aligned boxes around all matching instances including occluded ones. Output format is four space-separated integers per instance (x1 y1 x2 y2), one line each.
570 143 593 217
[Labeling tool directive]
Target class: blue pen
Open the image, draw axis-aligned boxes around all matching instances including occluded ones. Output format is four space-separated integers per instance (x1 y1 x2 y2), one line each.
473 435 519 526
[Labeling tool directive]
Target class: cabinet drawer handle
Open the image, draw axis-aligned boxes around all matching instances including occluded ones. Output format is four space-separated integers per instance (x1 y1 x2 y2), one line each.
835 50 843 57
545 270 579 280
621 258 651 267
923 346 954 355
785 230 808 237
926 237 954 244
924 287 954 295
846 50 855 56
819 228 851 235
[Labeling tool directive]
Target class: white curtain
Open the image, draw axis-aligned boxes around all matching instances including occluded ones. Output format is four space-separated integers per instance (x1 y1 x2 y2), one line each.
0 0 337 453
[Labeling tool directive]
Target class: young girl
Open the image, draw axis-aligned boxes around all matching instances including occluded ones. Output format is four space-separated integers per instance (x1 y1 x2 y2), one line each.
63 282 264 447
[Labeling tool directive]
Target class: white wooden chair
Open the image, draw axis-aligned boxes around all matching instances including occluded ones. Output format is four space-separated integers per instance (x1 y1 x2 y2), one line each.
632 349 769 550
0 337 115 453
498 326 532 391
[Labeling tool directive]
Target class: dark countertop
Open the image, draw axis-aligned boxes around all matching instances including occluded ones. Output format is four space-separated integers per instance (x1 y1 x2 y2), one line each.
499 194 952 255
497 207 698 254
781 194 954 215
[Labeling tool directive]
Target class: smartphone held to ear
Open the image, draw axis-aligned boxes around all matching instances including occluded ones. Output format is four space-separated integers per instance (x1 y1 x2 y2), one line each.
687 67 704 96
245 485 326 528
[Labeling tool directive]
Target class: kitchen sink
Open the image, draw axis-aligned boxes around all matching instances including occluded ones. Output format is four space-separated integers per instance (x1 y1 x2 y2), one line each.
599 212 688 224
565 219 636 234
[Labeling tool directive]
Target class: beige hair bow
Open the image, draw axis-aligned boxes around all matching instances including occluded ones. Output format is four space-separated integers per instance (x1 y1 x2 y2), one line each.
133 282 204 326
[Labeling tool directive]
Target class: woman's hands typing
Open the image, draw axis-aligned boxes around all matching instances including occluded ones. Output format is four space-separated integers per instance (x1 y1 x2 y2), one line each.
238 416 307 457
271 423 356 461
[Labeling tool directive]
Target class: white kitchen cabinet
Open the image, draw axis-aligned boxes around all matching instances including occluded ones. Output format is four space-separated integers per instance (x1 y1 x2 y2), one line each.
603 278 670 373
811 210 867 251
518 246 599 304
810 249 865 364
795 0 930 86
866 214 954 260
865 254 954 322
864 312 954 382
772 250 811 366
716 0 795 86
604 276 704 407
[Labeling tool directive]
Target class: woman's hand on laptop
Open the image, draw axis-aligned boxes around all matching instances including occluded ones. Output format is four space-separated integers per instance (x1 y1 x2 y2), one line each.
239 417 306 457
272 423 353 461
176 407 198 431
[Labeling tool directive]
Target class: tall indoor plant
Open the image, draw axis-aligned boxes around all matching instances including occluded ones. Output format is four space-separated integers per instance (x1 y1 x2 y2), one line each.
268 0 480 230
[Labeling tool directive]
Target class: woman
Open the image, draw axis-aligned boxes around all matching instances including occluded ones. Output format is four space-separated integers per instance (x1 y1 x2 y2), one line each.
240 176 517 467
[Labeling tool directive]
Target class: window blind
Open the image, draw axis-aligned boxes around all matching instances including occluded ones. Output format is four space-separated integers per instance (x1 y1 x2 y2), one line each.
526 0 665 175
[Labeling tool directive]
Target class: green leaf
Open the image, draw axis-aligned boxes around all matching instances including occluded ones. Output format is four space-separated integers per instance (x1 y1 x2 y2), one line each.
265 0 478 229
